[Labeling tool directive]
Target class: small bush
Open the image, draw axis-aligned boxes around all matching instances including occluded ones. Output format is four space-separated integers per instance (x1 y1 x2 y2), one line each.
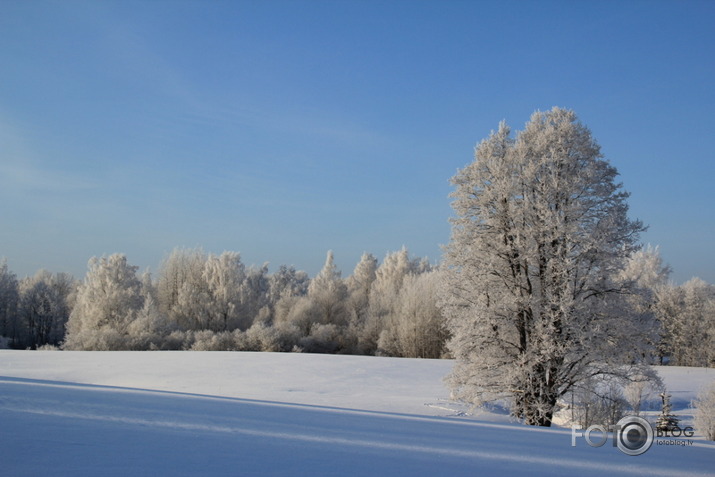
624 373 663 416
190 330 234 351
570 377 629 428
36 343 60 351
299 323 341 353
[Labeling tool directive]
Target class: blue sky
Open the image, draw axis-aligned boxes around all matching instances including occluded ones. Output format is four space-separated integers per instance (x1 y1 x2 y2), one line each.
1 0 713 284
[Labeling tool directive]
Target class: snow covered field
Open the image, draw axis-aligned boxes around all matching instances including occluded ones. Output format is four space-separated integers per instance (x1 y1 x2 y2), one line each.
1 351 713 476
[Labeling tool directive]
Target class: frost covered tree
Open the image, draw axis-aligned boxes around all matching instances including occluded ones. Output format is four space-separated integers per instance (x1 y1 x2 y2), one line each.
441 108 651 426
378 270 447 358
623 372 663 416
269 251 350 352
305 251 349 328
0 259 19 347
127 284 172 349
617 246 672 363
360 247 422 354
200 251 246 331
656 392 679 432
270 265 310 330
346 252 378 324
676 279 715 367
344 253 378 352
239 264 270 329
693 382 715 440
65 254 144 350
19 270 75 348
618 247 715 367
156 247 207 330
157 248 265 332
620 246 672 293
268 265 309 304
656 277 715 367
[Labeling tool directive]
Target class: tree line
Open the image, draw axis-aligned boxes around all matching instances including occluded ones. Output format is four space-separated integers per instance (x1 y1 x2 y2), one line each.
0 247 445 357
0 244 711 364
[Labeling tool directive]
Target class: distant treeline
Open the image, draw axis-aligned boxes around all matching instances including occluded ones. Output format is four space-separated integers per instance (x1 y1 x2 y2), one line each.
0 247 446 358
0 246 712 367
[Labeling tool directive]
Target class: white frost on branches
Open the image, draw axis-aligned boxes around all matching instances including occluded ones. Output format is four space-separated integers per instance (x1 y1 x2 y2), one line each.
440 107 655 426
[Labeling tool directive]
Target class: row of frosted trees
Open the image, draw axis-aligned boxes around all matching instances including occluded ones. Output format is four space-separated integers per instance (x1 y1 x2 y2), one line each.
0 246 712 363
0 247 446 357
66 247 445 356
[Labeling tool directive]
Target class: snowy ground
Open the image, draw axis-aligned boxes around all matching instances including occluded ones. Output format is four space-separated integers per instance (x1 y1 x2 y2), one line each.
1 351 713 476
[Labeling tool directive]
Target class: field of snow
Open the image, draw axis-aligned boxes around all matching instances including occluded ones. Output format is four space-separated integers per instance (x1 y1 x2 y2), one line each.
1 351 713 476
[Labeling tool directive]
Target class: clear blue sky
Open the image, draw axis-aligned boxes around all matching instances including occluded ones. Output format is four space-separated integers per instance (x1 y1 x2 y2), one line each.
1 0 713 284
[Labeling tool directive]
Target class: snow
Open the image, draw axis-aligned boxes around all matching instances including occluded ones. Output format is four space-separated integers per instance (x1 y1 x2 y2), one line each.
1 351 713 476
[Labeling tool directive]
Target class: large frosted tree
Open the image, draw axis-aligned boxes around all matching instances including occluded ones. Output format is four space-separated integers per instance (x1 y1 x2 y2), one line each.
441 108 651 426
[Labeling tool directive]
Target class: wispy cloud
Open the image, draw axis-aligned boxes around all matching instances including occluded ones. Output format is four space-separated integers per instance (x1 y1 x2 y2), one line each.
0 114 96 195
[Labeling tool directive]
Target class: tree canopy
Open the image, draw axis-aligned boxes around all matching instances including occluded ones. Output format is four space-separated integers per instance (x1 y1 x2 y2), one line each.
441 107 653 426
